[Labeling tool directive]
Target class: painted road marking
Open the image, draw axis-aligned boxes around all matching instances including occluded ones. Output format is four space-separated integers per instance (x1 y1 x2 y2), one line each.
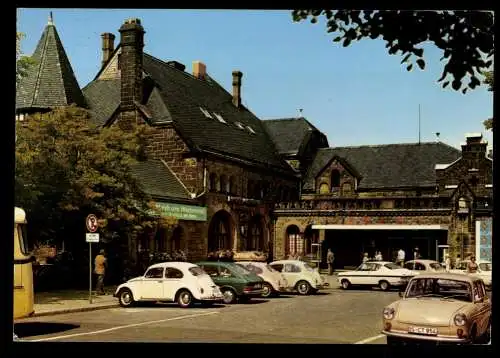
355 334 386 344
29 311 220 342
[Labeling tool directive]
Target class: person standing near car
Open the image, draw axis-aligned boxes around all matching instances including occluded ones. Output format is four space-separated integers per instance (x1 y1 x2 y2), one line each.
94 249 107 295
396 248 405 267
467 256 479 274
327 249 335 275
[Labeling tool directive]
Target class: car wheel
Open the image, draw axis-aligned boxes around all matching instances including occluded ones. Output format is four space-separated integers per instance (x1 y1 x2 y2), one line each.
261 283 274 298
177 289 194 308
296 280 311 295
340 279 351 290
221 288 237 304
118 288 135 308
470 325 478 345
201 301 215 307
477 320 491 344
379 280 390 291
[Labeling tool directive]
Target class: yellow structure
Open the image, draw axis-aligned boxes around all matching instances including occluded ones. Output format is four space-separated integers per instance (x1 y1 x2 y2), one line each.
14 207 34 319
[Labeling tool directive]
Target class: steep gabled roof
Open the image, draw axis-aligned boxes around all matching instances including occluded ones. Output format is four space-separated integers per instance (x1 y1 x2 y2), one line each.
16 18 86 112
262 117 326 155
83 51 294 174
304 142 462 191
130 159 191 201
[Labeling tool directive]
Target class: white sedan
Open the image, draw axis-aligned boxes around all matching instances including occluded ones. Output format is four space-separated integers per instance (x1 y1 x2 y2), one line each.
337 261 414 291
114 262 223 308
235 261 288 297
449 260 492 289
403 259 445 275
269 260 326 295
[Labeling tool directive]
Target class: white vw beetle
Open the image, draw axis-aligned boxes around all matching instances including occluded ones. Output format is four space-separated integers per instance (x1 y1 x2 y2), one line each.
449 260 492 289
269 260 326 295
235 261 288 297
337 261 414 291
114 262 223 308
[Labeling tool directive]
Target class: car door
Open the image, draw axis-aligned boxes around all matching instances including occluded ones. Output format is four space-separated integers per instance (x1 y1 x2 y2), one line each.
163 267 184 301
141 267 164 300
368 263 384 285
472 280 490 335
349 263 371 285
283 263 302 287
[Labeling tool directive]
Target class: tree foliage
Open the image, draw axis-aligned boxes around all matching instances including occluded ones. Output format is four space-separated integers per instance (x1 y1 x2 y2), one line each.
291 10 494 93
16 32 35 84
483 71 494 130
15 106 176 250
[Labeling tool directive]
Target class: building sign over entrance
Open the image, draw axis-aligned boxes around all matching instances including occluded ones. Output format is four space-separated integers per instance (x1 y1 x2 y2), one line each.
476 218 492 262
155 202 207 222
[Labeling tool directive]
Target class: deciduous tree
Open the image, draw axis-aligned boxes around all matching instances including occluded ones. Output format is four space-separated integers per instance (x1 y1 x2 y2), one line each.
291 10 494 93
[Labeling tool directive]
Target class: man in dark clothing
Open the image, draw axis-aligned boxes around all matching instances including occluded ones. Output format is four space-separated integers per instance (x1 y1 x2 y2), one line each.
327 249 335 275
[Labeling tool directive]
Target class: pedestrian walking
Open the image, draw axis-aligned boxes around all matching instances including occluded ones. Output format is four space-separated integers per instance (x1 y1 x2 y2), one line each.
327 249 335 275
375 251 383 261
413 246 420 260
396 248 405 267
467 256 479 274
445 254 451 272
362 252 369 263
94 249 107 295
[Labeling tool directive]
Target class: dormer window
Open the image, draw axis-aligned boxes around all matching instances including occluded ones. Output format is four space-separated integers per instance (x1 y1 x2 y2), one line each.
246 126 256 134
214 113 227 124
234 122 245 129
200 107 213 119
331 170 341 191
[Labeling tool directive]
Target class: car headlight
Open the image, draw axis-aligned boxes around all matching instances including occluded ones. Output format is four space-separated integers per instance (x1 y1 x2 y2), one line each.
454 313 466 326
383 307 395 320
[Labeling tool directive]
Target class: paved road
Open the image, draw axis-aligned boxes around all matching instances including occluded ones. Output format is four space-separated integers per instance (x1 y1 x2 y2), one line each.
15 286 394 344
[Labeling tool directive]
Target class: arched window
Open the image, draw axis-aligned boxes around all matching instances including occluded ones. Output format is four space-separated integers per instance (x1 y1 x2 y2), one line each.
341 182 352 195
247 215 265 251
209 173 217 192
285 225 302 256
319 182 329 194
208 211 232 252
331 170 341 191
220 175 227 193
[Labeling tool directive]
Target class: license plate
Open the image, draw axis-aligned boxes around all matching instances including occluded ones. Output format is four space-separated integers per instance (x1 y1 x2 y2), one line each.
408 326 438 335
254 284 261 289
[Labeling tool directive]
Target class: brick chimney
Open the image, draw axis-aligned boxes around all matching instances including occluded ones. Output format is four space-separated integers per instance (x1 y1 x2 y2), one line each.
461 133 487 160
232 70 242 108
119 18 145 128
193 61 206 80
101 33 115 67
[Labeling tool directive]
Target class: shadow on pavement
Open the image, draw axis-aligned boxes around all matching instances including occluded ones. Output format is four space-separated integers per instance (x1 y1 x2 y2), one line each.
146 302 227 309
313 291 331 296
272 295 293 299
14 322 80 338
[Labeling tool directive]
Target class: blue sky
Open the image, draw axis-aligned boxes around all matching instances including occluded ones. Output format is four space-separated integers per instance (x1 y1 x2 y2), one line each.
17 9 493 150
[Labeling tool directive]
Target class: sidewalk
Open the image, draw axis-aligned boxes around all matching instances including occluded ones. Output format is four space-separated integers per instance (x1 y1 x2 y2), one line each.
22 285 119 319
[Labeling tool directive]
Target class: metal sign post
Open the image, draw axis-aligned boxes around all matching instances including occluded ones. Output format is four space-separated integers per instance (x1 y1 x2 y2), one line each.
85 214 99 304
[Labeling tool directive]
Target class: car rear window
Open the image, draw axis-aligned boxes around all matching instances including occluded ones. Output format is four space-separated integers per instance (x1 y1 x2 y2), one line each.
189 266 206 277
384 263 401 270
429 263 444 271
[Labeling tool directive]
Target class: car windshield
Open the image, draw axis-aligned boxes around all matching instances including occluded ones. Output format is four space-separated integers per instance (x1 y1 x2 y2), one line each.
228 263 253 276
405 278 472 302
429 263 444 271
303 263 315 272
188 266 206 277
479 263 492 271
266 264 278 273
384 263 401 270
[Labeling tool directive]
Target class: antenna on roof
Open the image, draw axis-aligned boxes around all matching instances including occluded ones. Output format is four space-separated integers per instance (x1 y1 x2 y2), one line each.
418 104 421 144
435 132 441 142
298 108 303 118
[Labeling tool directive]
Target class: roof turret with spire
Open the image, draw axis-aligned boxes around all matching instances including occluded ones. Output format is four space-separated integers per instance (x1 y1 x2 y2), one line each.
16 12 86 113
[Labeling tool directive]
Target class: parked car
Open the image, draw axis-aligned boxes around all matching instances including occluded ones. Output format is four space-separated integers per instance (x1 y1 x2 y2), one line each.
381 273 491 345
404 259 445 275
269 260 326 295
235 261 288 297
449 260 492 289
196 261 264 304
114 261 223 308
337 261 414 291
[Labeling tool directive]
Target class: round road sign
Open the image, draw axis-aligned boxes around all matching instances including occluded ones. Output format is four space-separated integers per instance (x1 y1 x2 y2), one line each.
86 214 98 233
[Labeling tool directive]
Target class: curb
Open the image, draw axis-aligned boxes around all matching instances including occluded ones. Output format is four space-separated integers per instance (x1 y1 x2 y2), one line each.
27 302 119 319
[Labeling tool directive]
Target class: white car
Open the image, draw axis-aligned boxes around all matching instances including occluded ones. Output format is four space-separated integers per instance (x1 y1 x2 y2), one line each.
235 261 288 297
114 262 223 308
337 261 414 291
403 259 445 275
269 260 326 295
449 260 492 289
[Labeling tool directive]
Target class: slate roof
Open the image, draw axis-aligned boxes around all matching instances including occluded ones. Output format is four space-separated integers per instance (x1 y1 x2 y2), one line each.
130 159 191 201
16 21 86 112
83 52 293 174
303 142 462 191
262 117 324 154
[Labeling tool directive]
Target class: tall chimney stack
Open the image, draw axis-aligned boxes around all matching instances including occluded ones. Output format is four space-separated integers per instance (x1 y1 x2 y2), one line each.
101 33 115 67
118 18 145 128
232 70 243 108
192 61 206 80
